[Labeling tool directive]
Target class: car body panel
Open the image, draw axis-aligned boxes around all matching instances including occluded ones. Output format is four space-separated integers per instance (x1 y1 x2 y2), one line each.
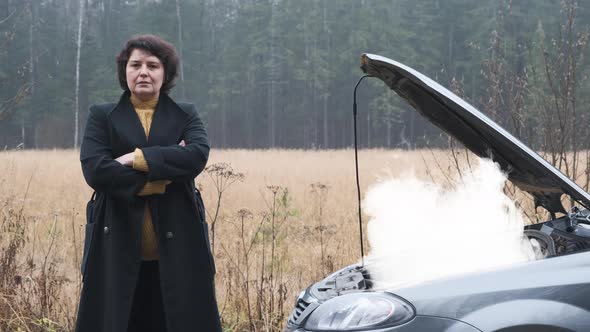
360 53 590 214
391 250 590 331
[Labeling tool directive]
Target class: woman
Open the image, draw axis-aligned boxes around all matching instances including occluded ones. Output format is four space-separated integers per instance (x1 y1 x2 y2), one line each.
76 34 221 332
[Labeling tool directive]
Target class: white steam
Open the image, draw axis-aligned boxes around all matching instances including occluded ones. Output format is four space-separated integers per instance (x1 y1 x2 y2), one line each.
365 158 537 289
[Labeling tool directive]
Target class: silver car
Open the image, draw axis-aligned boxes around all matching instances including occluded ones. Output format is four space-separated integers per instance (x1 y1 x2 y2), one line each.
284 54 590 332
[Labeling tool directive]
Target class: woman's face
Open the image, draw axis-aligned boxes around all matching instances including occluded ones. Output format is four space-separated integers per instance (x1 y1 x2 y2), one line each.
126 48 164 100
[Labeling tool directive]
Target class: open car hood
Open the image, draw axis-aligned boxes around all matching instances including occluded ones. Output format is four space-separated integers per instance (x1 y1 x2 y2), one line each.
360 53 590 214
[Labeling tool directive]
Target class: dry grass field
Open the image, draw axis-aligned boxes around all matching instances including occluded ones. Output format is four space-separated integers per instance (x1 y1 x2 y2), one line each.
0 148 541 331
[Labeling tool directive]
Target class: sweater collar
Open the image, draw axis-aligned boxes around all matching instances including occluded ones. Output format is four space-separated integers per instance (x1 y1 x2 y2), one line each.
130 94 159 110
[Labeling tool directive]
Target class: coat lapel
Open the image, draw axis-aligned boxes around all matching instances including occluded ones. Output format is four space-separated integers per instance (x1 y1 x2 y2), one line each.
109 92 188 154
109 91 148 151
147 93 188 147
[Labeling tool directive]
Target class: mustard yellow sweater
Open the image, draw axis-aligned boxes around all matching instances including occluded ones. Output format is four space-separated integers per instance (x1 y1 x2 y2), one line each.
130 95 168 261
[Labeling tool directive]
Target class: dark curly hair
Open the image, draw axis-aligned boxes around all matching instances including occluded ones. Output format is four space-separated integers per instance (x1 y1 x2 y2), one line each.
116 34 179 95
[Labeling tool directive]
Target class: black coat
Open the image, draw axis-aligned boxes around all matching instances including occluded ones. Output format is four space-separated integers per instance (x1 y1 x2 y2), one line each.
76 92 221 332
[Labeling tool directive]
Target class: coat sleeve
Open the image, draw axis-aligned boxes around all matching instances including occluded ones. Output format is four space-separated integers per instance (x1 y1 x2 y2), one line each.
140 105 210 182
80 105 148 200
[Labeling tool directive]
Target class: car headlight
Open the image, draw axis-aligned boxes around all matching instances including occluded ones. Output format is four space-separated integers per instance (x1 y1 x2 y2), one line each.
303 292 414 331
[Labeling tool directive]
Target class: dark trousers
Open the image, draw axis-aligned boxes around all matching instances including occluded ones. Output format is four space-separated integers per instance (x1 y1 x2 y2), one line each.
127 261 167 332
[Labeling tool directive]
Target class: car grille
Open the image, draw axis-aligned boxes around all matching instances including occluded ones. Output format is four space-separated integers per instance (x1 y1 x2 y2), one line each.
289 298 310 324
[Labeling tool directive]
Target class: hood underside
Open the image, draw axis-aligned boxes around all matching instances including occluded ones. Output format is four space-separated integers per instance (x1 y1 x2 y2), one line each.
360 53 590 214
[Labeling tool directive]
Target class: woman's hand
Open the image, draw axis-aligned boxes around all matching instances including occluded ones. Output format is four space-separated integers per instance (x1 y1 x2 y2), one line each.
115 152 135 166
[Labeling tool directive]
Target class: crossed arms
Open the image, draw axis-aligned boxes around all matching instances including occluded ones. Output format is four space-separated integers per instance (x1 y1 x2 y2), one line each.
80 104 209 200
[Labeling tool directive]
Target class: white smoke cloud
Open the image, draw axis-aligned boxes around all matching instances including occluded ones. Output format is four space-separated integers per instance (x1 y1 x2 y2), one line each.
365 158 537 289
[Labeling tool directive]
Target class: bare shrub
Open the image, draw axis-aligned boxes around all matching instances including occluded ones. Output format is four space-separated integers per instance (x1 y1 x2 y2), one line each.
218 184 295 331
0 174 73 331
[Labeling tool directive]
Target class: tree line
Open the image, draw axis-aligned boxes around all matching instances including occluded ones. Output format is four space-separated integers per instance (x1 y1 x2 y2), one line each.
1 0 589 151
